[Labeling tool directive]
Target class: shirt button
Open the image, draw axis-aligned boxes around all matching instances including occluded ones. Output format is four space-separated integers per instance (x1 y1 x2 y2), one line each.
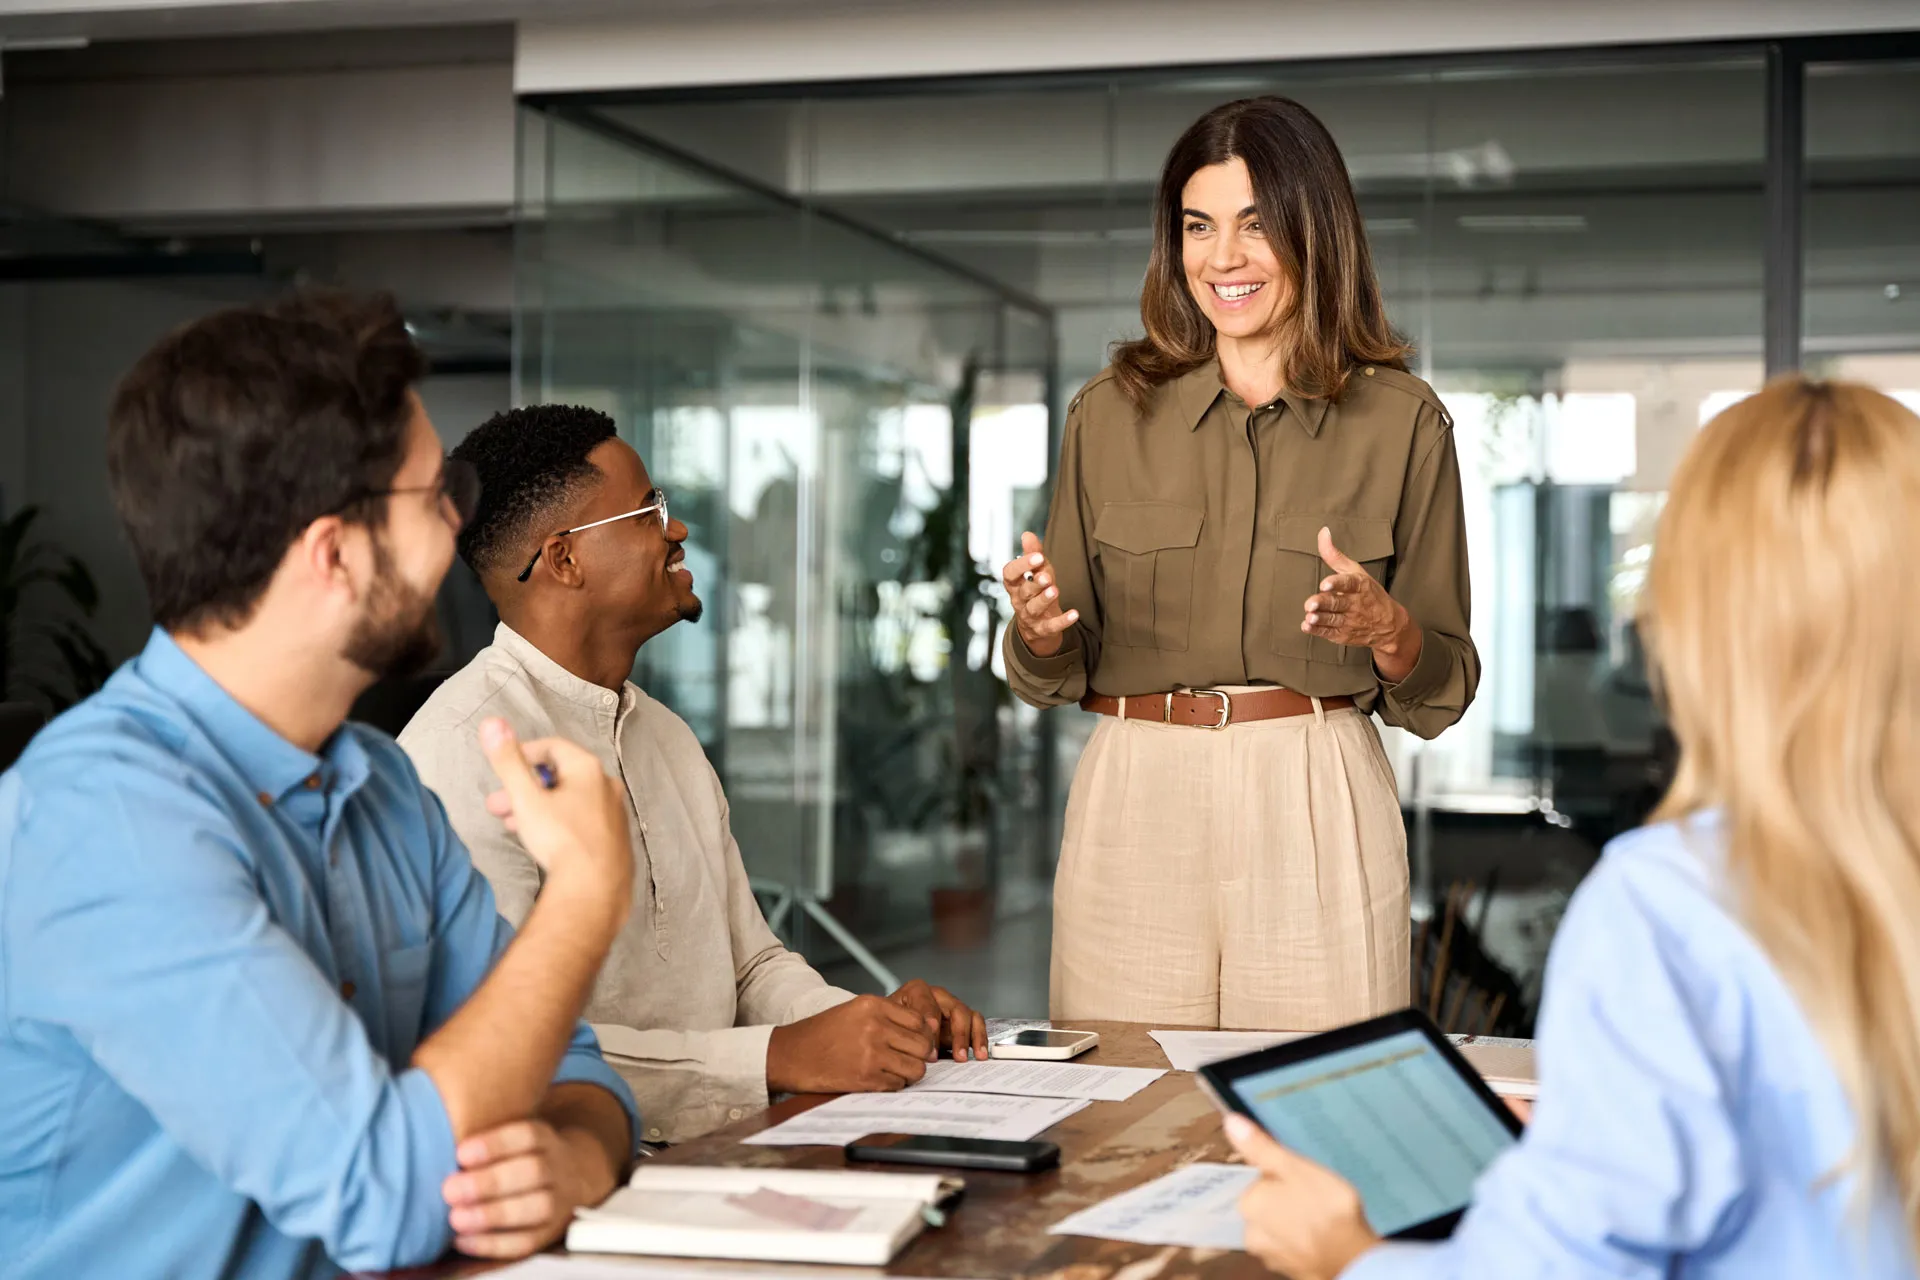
729 1108 744 1121
603 693 616 707
647 1127 663 1141
304 774 322 790
256 792 274 808
340 980 356 1000
1364 366 1376 376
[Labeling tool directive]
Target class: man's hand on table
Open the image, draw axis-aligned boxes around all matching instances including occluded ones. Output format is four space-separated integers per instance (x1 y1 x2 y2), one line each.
888 978 990 1063
441 1118 619 1259
767 994 939 1094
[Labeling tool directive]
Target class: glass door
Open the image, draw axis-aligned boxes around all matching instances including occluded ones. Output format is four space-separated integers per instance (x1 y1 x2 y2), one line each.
516 103 1057 982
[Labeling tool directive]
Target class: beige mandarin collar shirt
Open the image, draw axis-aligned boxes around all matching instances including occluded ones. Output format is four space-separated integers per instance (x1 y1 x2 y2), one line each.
1004 357 1479 739
399 623 852 1144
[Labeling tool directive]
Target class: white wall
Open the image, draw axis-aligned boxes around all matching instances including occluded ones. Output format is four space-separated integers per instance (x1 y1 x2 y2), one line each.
518 0 1920 95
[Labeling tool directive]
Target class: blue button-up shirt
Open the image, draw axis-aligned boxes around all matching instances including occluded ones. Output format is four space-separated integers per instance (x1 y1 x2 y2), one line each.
0 630 640 1279
1352 813 1918 1279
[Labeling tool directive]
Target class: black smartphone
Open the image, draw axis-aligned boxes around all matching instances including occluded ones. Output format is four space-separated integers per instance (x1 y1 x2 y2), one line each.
844 1132 1061 1173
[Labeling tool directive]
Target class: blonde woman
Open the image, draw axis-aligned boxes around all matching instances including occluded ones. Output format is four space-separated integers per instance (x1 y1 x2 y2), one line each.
1227 377 1920 1279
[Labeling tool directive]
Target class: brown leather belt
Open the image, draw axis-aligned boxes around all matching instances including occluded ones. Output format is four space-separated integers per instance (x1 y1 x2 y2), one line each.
1080 688 1355 729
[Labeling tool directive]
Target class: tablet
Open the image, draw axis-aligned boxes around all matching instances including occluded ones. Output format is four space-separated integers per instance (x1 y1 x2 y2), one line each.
1197 1009 1522 1239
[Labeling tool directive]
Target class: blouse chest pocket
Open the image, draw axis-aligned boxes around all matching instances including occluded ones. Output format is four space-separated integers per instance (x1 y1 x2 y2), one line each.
1268 514 1396 666
1093 502 1204 653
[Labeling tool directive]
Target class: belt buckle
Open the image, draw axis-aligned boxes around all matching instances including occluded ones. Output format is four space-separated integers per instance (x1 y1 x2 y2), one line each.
1190 688 1232 730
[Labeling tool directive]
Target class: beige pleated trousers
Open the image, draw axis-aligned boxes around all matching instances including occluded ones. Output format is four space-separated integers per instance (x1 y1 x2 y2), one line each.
1049 697 1409 1031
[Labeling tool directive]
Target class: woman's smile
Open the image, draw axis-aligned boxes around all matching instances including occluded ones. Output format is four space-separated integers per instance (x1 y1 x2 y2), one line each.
1209 279 1268 308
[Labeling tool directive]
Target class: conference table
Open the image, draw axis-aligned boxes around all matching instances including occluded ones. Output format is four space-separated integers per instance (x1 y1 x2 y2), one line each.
392 1020 1279 1279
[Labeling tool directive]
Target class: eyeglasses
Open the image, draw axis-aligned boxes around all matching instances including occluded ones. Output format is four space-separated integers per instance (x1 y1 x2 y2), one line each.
517 490 670 583
339 456 481 531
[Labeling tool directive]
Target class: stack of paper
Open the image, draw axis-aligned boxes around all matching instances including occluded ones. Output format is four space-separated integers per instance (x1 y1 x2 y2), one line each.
746 1091 1088 1147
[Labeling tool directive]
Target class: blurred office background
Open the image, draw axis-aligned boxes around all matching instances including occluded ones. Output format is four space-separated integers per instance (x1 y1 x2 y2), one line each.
1 1 1916 1029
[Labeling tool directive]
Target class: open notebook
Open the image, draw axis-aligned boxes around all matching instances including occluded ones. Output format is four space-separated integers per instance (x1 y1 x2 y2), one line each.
566 1165 963 1266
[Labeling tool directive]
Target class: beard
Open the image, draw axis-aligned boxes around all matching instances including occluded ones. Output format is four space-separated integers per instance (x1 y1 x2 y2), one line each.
677 594 705 625
343 536 443 680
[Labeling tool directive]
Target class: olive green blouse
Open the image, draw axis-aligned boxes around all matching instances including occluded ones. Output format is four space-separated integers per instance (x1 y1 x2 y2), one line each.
1003 357 1478 741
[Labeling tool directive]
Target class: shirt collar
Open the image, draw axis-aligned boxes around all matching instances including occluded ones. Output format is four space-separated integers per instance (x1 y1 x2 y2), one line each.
492 622 631 715
1170 357 1332 438
134 627 364 805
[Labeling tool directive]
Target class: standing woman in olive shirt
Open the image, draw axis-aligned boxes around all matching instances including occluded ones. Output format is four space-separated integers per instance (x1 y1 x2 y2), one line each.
1002 97 1478 1030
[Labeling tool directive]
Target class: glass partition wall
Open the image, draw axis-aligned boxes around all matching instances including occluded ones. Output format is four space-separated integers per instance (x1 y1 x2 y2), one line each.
518 32 1916 1024
1805 58 1920 399
516 105 1057 987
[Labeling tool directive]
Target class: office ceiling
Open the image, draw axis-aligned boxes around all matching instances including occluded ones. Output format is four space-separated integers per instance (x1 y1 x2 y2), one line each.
0 0 896 43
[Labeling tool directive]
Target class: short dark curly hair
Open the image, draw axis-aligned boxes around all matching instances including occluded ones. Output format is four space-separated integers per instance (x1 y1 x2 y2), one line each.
107 289 424 632
451 404 619 576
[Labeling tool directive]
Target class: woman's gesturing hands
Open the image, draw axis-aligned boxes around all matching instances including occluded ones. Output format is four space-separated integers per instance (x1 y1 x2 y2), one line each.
1301 527 1423 683
1001 531 1080 658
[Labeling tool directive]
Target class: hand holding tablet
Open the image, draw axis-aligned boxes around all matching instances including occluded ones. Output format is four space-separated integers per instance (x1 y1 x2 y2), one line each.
1226 1116 1383 1280
1198 1010 1521 1243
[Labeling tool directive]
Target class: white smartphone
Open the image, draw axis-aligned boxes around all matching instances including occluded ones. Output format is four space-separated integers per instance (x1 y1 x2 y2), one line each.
989 1028 1100 1060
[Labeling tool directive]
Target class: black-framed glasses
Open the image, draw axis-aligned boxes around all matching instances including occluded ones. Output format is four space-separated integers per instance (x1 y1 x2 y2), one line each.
338 456 481 531
517 490 670 583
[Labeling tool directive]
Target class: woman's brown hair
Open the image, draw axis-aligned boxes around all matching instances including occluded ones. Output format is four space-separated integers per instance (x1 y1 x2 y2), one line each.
1111 96 1410 411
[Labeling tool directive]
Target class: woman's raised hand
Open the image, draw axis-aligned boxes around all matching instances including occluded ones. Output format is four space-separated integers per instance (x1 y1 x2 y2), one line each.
1001 531 1080 658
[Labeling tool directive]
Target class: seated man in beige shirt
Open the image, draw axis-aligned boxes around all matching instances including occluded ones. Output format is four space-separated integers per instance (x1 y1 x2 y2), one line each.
400 405 990 1144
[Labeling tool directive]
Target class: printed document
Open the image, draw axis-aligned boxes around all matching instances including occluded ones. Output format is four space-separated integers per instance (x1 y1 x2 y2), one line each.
908 1059 1166 1103
1149 1030 1306 1072
1049 1162 1256 1250
745 1091 1089 1146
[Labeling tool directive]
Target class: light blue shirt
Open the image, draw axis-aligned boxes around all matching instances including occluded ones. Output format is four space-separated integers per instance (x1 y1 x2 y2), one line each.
1351 814 1919 1280
0 630 640 1279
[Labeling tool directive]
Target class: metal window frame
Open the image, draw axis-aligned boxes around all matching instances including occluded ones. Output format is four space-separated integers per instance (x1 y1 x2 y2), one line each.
1764 41 1809 376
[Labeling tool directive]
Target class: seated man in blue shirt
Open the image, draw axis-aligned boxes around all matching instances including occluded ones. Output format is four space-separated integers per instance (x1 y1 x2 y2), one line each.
0 290 643 1278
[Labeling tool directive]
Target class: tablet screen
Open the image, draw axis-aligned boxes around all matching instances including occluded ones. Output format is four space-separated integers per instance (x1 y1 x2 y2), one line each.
1224 1028 1517 1235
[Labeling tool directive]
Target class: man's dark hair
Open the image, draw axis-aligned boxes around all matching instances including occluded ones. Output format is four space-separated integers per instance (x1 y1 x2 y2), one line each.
450 405 618 576
107 289 426 632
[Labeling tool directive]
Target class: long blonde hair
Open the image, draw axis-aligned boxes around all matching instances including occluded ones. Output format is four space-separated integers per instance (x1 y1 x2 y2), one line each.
1649 376 1920 1239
